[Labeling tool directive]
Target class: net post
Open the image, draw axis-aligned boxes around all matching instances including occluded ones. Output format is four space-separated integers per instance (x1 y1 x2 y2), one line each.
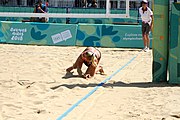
126 0 130 17
106 0 110 16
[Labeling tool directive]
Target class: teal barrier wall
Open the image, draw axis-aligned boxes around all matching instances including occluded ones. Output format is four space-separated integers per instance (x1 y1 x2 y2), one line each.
0 21 77 46
69 9 138 24
0 7 66 23
76 24 152 48
169 3 180 84
0 22 5 42
0 21 152 48
0 7 139 24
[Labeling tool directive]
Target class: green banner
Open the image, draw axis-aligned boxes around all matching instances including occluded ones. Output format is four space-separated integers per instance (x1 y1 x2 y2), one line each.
76 24 152 48
1 21 77 46
169 3 180 84
153 0 169 82
0 22 5 42
0 21 153 48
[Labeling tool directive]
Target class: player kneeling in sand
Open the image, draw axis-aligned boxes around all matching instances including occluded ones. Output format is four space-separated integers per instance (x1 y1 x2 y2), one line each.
66 47 105 79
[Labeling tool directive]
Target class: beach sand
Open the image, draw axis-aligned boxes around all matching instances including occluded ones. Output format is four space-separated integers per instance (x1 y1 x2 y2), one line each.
0 44 180 120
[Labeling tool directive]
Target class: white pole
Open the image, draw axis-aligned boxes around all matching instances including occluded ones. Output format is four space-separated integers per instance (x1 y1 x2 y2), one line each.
126 0 129 17
117 0 120 9
106 0 110 15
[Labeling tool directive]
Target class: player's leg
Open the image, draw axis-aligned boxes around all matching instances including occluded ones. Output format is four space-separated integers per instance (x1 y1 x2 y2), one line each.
145 24 151 50
143 23 151 52
142 23 147 50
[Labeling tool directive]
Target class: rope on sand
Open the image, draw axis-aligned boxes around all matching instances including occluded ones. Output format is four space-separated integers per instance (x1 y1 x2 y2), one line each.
56 50 142 120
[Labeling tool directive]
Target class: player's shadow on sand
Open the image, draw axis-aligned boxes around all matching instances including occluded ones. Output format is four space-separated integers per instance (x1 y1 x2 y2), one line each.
107 81 179 88
62 72 81 79
110 49 143 52
50 81 179 90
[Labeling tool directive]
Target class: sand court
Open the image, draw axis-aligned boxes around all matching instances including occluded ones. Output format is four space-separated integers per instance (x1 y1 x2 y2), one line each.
1 44 180 120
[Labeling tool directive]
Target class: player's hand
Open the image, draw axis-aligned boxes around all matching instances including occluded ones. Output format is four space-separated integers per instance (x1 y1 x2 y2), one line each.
82 74 92 79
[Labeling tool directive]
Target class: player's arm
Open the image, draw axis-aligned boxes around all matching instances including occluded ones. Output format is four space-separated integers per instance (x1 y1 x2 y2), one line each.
75 56 84 76
38 6 45 13
150 15 153 30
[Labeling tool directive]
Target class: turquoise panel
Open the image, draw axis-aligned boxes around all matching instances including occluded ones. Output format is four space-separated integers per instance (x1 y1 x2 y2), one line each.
0 22 5 43
69 9 138 24
1 21 77 46
76 24 152 48
169 3 180 84
152 0 169 82
0 7 139 24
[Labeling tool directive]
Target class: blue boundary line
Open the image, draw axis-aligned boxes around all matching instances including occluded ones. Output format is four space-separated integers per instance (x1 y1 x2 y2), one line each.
56 52 140 120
